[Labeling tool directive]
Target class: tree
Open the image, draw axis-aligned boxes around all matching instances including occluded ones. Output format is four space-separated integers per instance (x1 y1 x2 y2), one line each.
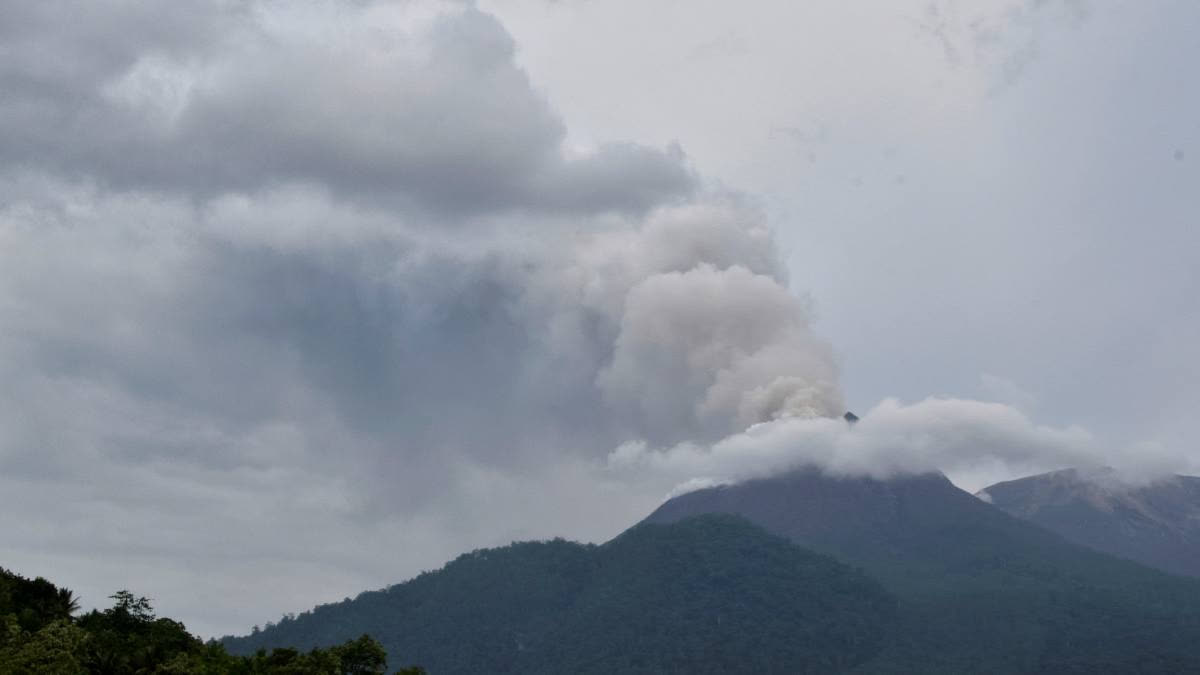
108 590 155 625
56 588 80 618
2 570 422 675
77 591 202 673
330 634 388 675
0 618 89 674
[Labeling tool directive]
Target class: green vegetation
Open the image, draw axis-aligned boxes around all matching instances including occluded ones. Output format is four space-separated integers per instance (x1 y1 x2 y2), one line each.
0 567 421 674
645 470 1200 673
821 492 1200 673
849 519 1200 673
223 514 897 674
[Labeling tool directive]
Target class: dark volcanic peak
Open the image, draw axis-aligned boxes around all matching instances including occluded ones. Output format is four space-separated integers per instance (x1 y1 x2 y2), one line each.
979 468 1200 578
646 467 961 559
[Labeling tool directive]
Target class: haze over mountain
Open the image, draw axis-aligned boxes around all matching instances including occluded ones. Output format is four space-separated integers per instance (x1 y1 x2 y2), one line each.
979 468 1200 578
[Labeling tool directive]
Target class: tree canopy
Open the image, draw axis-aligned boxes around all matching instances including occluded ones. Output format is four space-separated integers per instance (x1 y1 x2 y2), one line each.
224 514 897 674
0 567 421 674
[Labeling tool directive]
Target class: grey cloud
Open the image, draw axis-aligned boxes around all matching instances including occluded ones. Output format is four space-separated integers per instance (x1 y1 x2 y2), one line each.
536 142 695 214
978 373 1038 413
0 169 833 478
0 1 692 216
0 1 240 85
0 0 718 571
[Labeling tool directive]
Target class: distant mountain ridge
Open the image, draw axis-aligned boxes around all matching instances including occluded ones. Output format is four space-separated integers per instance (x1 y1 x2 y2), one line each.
979 467 1200 578
643 466 1200 672
223 514 895 674
645 469 966 587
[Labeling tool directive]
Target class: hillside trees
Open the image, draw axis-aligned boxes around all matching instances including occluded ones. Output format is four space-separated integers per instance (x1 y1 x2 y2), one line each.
0 567 419 674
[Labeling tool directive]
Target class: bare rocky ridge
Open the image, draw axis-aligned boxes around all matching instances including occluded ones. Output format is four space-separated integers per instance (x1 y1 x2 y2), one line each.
979 468 1200 578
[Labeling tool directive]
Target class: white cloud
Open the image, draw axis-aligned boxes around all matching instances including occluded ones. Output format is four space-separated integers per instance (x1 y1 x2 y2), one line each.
610 396 1188 495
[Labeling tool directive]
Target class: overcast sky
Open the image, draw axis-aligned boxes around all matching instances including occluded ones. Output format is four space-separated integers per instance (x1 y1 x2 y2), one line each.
1 0 1196 638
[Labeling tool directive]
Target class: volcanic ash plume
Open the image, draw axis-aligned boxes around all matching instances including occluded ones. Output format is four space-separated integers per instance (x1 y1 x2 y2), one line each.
536 199 845 448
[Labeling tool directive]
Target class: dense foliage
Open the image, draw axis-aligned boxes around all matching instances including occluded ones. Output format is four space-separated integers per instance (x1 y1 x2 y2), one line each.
223 514 897 673
0 567 421 674
646 469 1200 673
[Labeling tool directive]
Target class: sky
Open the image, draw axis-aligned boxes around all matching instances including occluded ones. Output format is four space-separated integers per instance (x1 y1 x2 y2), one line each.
1 0 1197 638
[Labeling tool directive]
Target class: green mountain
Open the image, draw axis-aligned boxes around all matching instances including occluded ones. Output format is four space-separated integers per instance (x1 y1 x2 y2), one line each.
979 467 1200 578
643 468 1200 672
222 514 896 674
226 467 1200 673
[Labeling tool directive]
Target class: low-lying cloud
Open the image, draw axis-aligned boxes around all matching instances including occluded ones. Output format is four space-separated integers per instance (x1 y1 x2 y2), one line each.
610 397 1194 496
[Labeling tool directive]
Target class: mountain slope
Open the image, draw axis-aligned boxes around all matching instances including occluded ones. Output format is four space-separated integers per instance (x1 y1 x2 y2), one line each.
223 514 896 674
979 468 1200 578
643 467 1200 673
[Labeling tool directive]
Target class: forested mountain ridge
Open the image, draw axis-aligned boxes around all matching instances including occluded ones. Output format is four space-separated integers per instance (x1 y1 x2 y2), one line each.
643 467 1200 672
223 514 897 674
979 468 1200 577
